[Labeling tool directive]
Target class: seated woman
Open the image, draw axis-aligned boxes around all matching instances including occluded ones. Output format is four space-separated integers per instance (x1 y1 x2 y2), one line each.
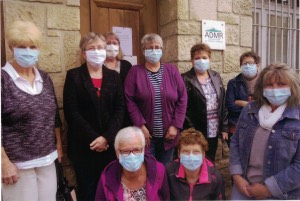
95 126 170 201
166 128 225 200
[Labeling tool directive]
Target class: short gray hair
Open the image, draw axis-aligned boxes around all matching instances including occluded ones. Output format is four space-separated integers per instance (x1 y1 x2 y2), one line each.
141 33 163 50
114 127 145 150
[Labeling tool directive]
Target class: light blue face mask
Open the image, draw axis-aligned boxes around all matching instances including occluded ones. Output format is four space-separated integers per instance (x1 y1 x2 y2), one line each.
263 88 291 106
241 64 257 78
144 49 162 64
119 153 144 172
180 153 203 171
14 48 39 68
194 59 209 73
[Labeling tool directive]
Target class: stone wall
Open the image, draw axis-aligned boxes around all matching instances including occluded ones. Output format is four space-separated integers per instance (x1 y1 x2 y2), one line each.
3 0 81 186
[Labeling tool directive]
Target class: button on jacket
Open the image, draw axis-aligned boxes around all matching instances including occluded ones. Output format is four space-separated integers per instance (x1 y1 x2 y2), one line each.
230 101 300 199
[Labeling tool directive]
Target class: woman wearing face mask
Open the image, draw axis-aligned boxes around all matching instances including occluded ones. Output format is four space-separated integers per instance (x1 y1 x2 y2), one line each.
104 32 132 84
124 33 187 165
225 52 260 146
166 128 225 200
230 63 300 200
95 126 170 201
63 32 124 201
182 43 228 162
1 21 62 201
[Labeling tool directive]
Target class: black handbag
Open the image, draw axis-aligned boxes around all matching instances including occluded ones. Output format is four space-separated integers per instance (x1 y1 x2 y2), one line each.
55 160 75 201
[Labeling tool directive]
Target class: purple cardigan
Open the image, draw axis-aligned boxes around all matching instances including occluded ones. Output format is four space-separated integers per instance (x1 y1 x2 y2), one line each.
95 154 170 201
124 63 187 150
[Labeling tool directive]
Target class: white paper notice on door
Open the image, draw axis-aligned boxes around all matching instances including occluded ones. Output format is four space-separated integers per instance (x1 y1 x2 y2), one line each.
112 26 133 56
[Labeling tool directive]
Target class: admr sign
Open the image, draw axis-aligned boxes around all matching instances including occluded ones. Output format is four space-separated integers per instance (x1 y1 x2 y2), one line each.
202 20 226 50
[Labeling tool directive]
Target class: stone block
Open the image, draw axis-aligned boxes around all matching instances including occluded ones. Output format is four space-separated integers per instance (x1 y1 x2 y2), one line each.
233 0 252 16
4 1 46 29
159 0 177 26
221 72 239 86
210 62 223 73
162 35 178 63
178 0 189 20
211 50 224 62
218 13 239 25
178 21 201 35
47 30 61 37
47 5 80 30
240 16 252 47
29 0 63 3
178 35 201 61
176 61 192 74
226 25 239 46
66 0 80 6
224 46 241 73
190 0 217 21
218 0 232 13
49 72 66 108
160 21 177 39
39 36 62 73
63 31 81 70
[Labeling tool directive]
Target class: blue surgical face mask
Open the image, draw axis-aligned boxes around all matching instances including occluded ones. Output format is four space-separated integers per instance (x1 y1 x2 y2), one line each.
119 152 144 172
86 49 106 68
241 64 257 78
144 49 162 64
14 48 39 68
180 153 203 171
263 88 291 106
194 59 209 73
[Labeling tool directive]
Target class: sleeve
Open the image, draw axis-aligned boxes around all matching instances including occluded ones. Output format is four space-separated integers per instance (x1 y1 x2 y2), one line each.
124 67 146 127
170 67 187 129
101 73 125 144
225 79 244 113
160 167 171 201
181 74 195 129
47 74 62 128
63 71 99 144
95 173 107 201
220 77 229 133
215 172 226 200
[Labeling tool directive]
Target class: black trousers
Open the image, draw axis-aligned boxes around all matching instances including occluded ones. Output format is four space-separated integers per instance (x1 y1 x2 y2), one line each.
205 137 219 162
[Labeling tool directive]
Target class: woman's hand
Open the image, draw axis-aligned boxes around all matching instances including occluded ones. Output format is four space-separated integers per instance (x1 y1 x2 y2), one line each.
233 175 251 197
165 126 178 140
90 136 109 152
141 125 151 147
222 132 228 140
247 183 272 199
2 159 19 185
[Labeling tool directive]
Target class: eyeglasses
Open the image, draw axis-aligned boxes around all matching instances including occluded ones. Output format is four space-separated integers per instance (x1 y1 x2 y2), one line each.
242 62 256 65
119 147 143 157
85 46 105 51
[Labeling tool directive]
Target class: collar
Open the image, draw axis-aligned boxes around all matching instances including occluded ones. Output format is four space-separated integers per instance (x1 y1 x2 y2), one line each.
176 158 212 184
3 62 43 83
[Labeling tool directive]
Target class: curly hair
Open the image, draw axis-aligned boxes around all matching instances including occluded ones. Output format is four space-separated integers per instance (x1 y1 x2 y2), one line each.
177 128 209 152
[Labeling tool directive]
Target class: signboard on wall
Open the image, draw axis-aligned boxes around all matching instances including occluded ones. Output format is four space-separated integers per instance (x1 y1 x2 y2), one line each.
112 26 133 56
202 20 226 50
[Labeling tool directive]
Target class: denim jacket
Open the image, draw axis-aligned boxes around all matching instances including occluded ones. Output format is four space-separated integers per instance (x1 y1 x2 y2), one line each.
225 73 248 125
230 101 300 199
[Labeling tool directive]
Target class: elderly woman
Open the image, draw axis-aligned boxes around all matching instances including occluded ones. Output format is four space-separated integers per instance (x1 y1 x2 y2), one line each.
166 128 225 200
1 21 62 201
230 63 300 200
63 32 124 201
182 43 228 162
95 126 170 201
225 51 261 144
124 33 187 165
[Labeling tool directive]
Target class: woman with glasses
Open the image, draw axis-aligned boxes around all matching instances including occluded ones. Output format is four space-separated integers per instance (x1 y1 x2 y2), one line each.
63 32 124 201
124 33 187 165
95 126 170 201
182 43 228 162
166 128 225 200
225 51 260 146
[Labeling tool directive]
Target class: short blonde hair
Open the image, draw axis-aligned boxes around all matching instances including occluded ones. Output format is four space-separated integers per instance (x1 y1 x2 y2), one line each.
104 32 124 60
6 20 42 50
254 63 300 107
79 32 106 52
141 33 163 50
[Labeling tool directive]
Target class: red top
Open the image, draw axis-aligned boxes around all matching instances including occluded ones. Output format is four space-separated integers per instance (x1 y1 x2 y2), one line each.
91 78 102 97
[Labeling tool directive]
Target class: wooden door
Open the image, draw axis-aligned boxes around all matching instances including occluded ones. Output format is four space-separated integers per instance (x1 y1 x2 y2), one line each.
81 0 159 63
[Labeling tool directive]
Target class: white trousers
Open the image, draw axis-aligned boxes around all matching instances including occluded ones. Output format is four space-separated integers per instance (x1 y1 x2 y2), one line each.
2 162 57 201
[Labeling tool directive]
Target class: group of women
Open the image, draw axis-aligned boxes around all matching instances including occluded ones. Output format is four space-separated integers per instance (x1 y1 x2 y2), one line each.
2 20 300 201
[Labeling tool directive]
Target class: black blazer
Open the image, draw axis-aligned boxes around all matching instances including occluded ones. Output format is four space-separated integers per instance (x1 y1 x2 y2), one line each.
63 63 124 157
119 59 132 85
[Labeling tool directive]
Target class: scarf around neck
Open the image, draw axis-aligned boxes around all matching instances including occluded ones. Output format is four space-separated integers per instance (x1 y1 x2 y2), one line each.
258 103 287 130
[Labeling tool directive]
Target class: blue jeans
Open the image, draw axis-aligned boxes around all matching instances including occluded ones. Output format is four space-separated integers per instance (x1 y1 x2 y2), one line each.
149 137 174 166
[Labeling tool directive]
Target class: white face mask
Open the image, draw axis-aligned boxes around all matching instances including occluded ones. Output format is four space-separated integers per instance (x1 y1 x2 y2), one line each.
85 49 106 68
14 48 39 68
106 44 119 59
